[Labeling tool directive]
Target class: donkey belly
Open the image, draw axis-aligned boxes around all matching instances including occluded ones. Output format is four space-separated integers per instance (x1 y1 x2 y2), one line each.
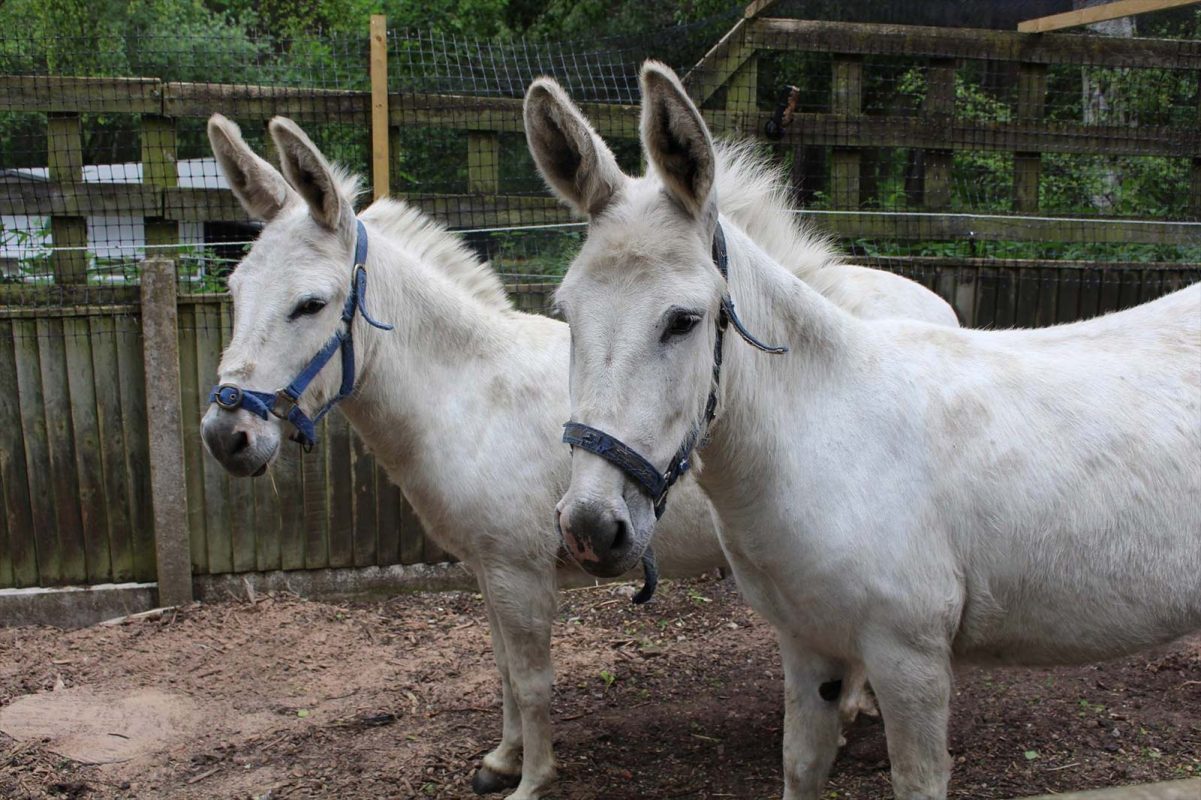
953 515 1201 666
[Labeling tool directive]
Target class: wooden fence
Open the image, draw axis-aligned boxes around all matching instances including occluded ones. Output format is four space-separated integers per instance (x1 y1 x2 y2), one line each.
0 281 557 590
1 7 1199 592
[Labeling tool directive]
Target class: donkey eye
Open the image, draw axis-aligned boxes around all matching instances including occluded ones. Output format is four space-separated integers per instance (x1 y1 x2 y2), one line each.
289 298 327 320
663 311 701 341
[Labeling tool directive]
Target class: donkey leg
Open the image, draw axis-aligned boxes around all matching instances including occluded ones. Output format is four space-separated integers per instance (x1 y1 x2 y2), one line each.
862 638 953 800
488 564 558 800
472 569 524 794
779 634 843 800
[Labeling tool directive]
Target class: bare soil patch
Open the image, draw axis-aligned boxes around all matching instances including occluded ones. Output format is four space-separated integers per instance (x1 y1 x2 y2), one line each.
0 575 1197 799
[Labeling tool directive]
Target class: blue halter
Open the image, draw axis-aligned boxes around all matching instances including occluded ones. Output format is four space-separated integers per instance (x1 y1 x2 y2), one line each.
562 222 788 603
207 219 394 451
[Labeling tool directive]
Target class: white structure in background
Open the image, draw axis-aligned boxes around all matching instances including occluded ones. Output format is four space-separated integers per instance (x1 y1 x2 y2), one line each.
0 158 230 277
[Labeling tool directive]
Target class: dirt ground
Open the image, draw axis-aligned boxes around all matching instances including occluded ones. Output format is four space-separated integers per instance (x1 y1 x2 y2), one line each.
0 574 1197 800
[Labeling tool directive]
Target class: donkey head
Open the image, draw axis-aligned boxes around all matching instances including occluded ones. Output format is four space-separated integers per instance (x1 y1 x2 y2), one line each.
200 114 364 477
525 63 727 577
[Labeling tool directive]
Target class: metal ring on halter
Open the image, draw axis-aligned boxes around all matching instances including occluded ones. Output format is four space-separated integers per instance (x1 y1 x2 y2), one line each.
214 383 243 410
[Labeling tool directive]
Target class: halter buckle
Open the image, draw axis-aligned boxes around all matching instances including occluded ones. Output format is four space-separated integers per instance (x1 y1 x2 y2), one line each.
214 383 243 410
272 390 299 421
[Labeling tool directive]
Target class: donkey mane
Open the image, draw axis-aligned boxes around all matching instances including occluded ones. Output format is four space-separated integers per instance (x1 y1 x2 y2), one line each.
712 140 839 280
351 144 827 314
358 196 513 311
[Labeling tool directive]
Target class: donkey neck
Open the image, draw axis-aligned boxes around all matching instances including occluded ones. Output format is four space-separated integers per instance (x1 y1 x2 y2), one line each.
335 225 522 473
698 221 865 514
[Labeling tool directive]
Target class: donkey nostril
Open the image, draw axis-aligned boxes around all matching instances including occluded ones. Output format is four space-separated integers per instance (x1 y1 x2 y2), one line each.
229 430 251 456
610 518 630 554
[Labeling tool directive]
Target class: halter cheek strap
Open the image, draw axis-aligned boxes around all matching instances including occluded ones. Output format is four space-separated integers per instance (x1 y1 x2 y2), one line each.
562 221 788 602
207 219 394 450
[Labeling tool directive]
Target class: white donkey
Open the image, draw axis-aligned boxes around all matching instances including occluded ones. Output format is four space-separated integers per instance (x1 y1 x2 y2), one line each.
199 113 949 799
539 63 1201 800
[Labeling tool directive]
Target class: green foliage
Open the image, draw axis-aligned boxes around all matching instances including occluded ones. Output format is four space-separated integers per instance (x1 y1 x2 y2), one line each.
0 1 1195 276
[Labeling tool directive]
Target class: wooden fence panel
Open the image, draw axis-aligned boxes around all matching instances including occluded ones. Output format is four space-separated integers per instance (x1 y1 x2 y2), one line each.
1 270 1199 588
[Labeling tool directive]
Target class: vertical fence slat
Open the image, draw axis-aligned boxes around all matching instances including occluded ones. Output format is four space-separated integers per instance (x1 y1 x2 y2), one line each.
177 302 208 575
376 463 401 566
89 314 135 581
1015 267 1041 329
12 320 50 585
253 447 283 573
327 413 355 568
303 433 330 569
47 113 87 285
1014 63 1047 213
398 493 425 566
141 258 193 607
0 320 33 588
63 315 111 583
196 302 232 574
975 267 998 329
1079 268 1103 322
215 301 257 574
1192 80 1200 219
467 132 500 194
276 447 306 571
830 55 862 210
1035 267 1059 328
37 317 86 584
1098 268 1121 315
115 312 155 581
351 432 378 567
141 115 179 252
923 58 955 211
993 269 1018 330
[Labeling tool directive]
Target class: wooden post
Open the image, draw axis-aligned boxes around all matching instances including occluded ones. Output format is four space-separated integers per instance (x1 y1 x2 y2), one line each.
1014 63 1048 213
725 55 758 124
140 257 193 607
370 14 390 200
830 56 862 210
924 59 956 211
47 113 87 284
140 115 178 254
467 132 500 194
1192 79 1201 219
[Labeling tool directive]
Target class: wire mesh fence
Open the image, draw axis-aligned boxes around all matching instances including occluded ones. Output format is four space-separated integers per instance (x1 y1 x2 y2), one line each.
0 2 1199 588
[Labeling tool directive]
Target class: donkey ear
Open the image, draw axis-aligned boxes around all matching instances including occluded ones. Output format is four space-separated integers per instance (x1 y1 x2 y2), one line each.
639 61 716 221
207 113 293 222
268 116 349 232
524 77 625 217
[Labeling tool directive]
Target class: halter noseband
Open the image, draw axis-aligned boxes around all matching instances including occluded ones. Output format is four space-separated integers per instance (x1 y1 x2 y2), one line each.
562 221 787 602
207 219 394 450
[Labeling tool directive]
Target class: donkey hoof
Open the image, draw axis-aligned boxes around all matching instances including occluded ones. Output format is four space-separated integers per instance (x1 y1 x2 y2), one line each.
471 765 522 795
